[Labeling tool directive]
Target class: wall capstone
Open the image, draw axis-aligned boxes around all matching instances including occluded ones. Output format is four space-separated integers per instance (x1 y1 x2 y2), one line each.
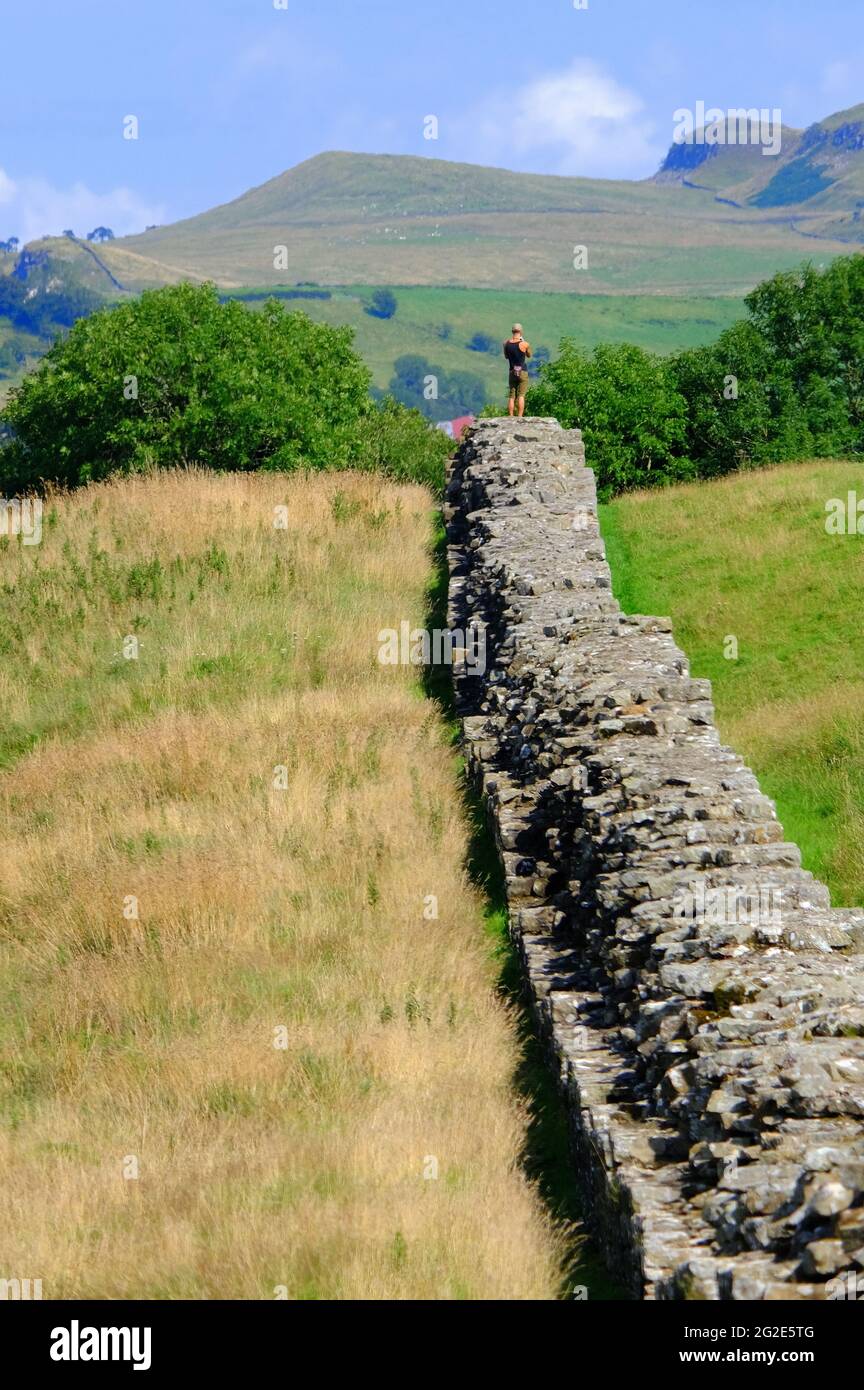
446 417 864 1300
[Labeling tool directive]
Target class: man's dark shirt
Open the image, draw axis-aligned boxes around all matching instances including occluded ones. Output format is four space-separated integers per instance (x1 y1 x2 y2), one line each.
504 339 527 369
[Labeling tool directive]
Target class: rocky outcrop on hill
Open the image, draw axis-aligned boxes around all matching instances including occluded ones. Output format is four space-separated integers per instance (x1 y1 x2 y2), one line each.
446 417 864 1300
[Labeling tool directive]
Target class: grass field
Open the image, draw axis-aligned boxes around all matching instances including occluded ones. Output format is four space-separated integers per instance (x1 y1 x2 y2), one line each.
0 468 567 1299
0 281 747 413
224 283 747 397
600 461 864 908
103 211 846 299
97 151 855 296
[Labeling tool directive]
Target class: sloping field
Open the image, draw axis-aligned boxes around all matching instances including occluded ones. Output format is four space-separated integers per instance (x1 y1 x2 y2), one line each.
225 284 746 396
83 151 854 297
0 469 562 1299
0 265 746 412
101 199 849 298
601 461 864 908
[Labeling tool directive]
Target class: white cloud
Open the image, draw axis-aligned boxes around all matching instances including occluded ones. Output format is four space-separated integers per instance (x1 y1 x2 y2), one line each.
0 168 165 245
454 60 662 179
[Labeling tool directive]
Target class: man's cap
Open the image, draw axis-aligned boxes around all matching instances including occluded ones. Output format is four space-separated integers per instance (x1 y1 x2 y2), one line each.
512 323 523 334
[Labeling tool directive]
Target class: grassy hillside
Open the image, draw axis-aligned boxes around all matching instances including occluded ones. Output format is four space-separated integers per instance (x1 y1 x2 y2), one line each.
0 259 746 412
655 103 864 239
0 468 566 1299
225 283 746 397
600 461 864 908
12 105 864 315
82 149 855 297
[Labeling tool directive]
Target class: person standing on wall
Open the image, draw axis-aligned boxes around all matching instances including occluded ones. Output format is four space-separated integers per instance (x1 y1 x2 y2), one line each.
504 323 532 419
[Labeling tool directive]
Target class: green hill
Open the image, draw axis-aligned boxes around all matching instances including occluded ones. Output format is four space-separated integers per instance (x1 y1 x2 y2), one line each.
73 111 864 297
655 103 864 238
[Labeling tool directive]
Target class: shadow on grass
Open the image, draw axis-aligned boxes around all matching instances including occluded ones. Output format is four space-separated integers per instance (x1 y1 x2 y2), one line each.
423 509 628 1301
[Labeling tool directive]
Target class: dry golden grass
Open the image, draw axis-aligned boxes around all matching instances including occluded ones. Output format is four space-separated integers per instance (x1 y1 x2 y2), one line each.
0 468 562 1299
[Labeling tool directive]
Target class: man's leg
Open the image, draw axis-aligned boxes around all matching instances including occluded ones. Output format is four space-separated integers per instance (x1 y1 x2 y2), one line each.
517 377 527 418
508 383 516 417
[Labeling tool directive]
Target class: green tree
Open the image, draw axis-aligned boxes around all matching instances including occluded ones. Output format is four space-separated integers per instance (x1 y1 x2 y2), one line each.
366 288 398 320
442 369 486 417
670 321 781 477
388 354 485 421
743 257 864 457
670 257 864 475
528 340 692 497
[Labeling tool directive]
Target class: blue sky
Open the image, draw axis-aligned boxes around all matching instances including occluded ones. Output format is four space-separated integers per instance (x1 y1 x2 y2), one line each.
2 0 863 242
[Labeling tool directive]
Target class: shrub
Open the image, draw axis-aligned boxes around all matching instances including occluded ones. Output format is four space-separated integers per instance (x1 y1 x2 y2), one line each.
352 395 451 491
466 332 498 354
366 288 398 320
527 340 692 497
387 353 485 421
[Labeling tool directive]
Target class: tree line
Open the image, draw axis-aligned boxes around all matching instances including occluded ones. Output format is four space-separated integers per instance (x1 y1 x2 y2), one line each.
3 257 863 500
521 255 864 498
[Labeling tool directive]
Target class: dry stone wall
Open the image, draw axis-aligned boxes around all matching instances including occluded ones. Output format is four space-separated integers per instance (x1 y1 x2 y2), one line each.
445 417 864 1300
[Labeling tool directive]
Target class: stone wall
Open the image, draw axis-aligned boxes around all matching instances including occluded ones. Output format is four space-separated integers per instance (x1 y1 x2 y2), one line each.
445 417 864 1300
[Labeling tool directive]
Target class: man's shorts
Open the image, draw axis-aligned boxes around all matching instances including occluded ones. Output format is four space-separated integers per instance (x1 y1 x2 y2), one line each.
508 368 528 401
